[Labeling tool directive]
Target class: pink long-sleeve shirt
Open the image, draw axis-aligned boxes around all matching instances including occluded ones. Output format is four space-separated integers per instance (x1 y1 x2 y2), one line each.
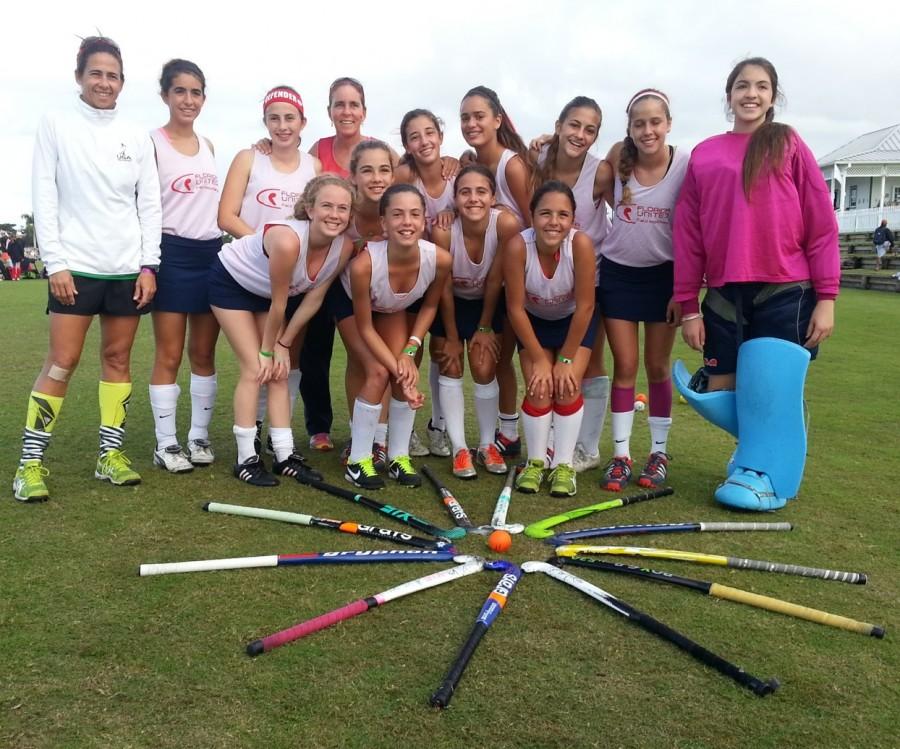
673 130 839 315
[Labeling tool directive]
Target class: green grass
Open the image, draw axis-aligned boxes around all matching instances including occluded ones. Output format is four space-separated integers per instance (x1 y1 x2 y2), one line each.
1 282 898 749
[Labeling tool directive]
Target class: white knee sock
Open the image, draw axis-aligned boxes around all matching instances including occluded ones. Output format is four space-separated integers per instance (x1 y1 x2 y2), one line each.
439 375 467 453
474 379 500 448
349 399 381 463
288 368 302 416
150 383 179 449
269 426 294 462
188 372 217 442
374 422 388 446
576 376 609 456
498 411 519 440
610 410 634 459
233 424 257 463
648 416 673 455
429 360 444 430
521 402 552 463
551 400 584 468
388 398 416 460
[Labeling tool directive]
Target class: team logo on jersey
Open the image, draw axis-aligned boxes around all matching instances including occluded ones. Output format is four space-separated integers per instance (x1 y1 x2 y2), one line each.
256 189 280 208
171 173 219 193
616 204 635 223
117 143 132 162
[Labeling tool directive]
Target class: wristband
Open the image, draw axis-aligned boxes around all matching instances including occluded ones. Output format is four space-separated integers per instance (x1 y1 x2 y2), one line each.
477 326 493 334
408 335 422 347
259 350 273 358
140 266 157 275
681 313 703 322
276 340 290 349
557 355 573 364
402 346 418 356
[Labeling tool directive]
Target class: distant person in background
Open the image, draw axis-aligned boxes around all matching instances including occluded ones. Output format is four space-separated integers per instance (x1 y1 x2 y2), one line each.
873 219 894 271
14 35 161 503
6 231 25 280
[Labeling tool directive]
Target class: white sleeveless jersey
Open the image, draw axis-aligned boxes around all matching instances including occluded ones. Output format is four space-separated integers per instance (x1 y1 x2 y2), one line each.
150 129 221 241
238 152 317 231
494 149 525 226
571 152 611 284
522 227 577 320
366 239 438 313
414 176 455 229
601 146 689 267
450 209 500 300
219 219 344 298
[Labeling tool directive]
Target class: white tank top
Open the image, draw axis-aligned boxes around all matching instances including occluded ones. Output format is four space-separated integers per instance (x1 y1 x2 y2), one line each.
219 219 344 299
494 149 525 226
522 227 577 320
600 146 689 267
414 176 455 230
150 128 221 241
238 152 317 232
366 239 438 313
450 209 500 300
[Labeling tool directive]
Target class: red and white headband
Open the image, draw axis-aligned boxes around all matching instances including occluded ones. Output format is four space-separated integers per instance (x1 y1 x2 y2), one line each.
626 89 670 114
263 88 304 116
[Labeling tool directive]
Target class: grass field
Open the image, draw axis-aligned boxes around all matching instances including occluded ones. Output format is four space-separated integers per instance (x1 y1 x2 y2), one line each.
1 282 898 749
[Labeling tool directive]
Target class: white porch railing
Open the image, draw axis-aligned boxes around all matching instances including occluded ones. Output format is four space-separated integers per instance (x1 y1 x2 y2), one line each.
836 206 900 233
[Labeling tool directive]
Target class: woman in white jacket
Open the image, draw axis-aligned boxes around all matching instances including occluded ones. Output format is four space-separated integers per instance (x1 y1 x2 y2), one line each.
13 36 162 502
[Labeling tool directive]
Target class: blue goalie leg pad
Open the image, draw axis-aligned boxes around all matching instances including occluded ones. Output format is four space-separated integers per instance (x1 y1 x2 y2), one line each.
715 338 811 511
672 359 738 437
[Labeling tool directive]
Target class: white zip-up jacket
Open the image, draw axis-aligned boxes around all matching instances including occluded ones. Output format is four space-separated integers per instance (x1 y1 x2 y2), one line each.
32 95 161 277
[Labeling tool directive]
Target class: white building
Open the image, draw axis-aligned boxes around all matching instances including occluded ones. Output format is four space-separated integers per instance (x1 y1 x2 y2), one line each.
818 123 900 233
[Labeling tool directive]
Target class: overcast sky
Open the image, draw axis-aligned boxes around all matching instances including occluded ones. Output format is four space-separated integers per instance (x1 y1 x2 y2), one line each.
1 0 896 227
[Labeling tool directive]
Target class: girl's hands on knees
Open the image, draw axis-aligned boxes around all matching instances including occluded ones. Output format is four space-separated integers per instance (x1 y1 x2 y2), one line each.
528 357 554 401
553 358 579 399
396 354 419 391
470 329 500 364
49 270 77 305
805 299 834 348
439 337 464 372
256 352 274 384
272 346 290 380
681 317 705 352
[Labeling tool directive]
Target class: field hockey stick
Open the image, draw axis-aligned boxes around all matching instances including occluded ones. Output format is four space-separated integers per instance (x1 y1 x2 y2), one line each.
247 555 488 656
555 545 868 585
561 557 885 638
430 561 523 708
524 487 674 539
297 476 466 540
522 561 779 696
549 521 792 545
203 502 449 550
420 465 475 530
139 549 458 577
472 466 523 535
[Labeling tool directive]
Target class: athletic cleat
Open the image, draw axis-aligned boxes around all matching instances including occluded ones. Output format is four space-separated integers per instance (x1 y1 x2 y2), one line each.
309 432 334 452
601 456 633 492
253 420 263 456
273 452 323 483
408 431 430 457
388 455 422 487
153 444 194 474
476 444 507 475
572 443 603 473
187 438 215 466
426 420 451 456
452 448 477 480
515 458 545 494
372 442 388 472
493 429 522 458
340 440 352 467
345 457 385 490
549 464 578 497
233 455 279 487
638 452 670 488
12 460 50 503
95 449 142 486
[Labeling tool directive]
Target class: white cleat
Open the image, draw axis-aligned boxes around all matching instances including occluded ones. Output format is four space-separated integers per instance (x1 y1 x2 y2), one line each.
187 438 215 466
153 445 194 474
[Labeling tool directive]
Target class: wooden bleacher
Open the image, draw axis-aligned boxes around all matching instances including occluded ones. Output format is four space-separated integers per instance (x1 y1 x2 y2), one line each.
839 230 900 292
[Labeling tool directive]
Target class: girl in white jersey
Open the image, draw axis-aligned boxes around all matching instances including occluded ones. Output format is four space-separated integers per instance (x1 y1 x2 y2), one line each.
345 184 452 490
208 176 354 486
503 182 597 498
598 89 689 493
459 85 530 458
13 36 161 503
530 96 614 474
430 165 521 479
148 59 222 475
218 86 321 451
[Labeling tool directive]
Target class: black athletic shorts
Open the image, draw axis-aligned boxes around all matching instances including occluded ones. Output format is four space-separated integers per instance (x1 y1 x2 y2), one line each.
47 275 149 316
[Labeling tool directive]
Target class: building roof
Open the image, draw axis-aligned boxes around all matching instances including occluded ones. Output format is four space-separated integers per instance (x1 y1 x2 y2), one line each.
818 123 900 166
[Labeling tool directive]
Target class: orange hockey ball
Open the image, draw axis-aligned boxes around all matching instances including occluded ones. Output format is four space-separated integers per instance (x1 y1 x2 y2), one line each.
635 393 648 404
487 530 513 553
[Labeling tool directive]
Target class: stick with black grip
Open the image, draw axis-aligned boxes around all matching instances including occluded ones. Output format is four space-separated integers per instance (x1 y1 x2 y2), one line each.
421 465 475 530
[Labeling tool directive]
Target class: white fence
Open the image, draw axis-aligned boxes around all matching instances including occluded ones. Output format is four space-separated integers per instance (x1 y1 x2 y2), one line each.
836 206 900 233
